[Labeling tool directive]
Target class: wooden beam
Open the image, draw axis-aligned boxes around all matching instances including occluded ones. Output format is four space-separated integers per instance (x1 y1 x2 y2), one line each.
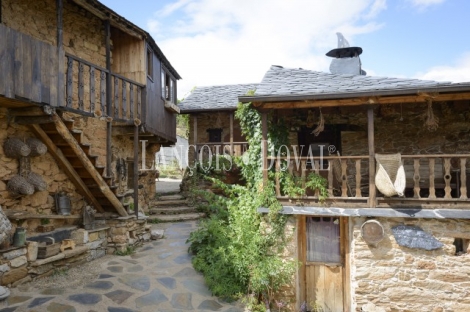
367 106 376 208
193 115 197 145
29 124 105 213
259 92 470 109
15 116 55 125
133 124 139 219
9 106 55 117
105 20 112 177
261 112 268 187
229 112 234 155
51 113 128 216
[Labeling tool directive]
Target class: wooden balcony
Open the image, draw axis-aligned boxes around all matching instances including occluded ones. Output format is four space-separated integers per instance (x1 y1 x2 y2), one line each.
268 154 470 210
0 24 143 124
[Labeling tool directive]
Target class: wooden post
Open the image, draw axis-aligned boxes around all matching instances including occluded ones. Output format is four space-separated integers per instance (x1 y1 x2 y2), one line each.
367 106 376 208
56 0 64 107
261 112 268 188
0 0 2 24
134 124 139 219
105 20 112 177
229 112 234 155
193 115 198 162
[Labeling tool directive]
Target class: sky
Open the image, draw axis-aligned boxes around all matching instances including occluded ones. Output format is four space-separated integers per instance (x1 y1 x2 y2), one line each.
100 0 470 100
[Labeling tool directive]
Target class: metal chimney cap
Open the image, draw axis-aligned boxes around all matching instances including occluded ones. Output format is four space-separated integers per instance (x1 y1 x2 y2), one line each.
326 47 363 58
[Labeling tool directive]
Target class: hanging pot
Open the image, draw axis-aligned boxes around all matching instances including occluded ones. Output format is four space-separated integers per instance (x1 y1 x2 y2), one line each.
55 192 71 216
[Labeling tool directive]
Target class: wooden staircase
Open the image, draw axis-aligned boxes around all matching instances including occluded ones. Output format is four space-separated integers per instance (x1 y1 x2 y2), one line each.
19 110 128 216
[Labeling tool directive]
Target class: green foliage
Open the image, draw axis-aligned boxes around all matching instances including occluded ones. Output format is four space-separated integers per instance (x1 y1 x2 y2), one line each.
176 114 189 139
114 245 135 256
187 99 306 310
40 218 50 225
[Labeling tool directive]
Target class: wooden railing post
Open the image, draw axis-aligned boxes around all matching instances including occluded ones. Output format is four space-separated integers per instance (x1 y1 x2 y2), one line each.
105 19 112 177
367 107 376 207
261 112 268 188
460 158 468 199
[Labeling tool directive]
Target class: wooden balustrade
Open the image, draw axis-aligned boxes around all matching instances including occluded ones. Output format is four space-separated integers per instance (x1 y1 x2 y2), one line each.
195 142 249 160
65 54 143 122
266 154 470 207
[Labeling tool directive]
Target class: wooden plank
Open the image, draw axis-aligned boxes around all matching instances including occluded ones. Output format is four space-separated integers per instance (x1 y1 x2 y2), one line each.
275 161 281 196
136 86 142 119
328 160 334 196
29 124 104 213
428 158 436 199
413 158 421 198
341 159 347 197
14 31 24 98
15 116 54 125
298 216 307 305
460 158 467 199
21 33 32 100
49 44 58 107
66 56 73 107
229 112 234 155
50 114 127 216
261 112 268 188
5 26 15 98
342 217 351 312
133 124 139 218
355 159 362 197
0 25 8 97
444 158 452 199
90 66 95 113
122 80 127 119
129 83 134 119
40 41 50 104
367 107 376 208
78 62 84 110
193 115 198 145
30 39 42 103
114 76 119 118
259 92 470 109
100 70 106 114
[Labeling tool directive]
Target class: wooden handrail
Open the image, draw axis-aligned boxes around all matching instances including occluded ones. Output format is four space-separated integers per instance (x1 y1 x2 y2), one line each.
65 53 108 72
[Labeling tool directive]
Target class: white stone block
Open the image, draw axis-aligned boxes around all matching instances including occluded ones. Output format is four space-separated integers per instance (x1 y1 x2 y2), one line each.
3 248 26 260
0 264 10 273
150 229 164 240
10 255 27 268
26 241 38 262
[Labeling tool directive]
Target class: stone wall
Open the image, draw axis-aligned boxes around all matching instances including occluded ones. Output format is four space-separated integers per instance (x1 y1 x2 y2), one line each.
188 112 245 165
351 217 470 312
3 0 106 67
0 108 84 232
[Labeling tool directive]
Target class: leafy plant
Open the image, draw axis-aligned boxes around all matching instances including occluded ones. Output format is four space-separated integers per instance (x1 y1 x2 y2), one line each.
114 245 135 256
40 218 50 225
186 99 301 310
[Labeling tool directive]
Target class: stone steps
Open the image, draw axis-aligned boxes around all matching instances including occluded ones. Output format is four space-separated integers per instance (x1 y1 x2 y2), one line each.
147 213 205 223
152 199 188 207
158 194 185 201
149 206 195 215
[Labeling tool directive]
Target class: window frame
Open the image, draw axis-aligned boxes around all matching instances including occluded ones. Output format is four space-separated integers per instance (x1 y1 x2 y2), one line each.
147 48 153 80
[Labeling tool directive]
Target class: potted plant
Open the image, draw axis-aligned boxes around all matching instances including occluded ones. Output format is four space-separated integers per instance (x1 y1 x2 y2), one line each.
37 218 54 233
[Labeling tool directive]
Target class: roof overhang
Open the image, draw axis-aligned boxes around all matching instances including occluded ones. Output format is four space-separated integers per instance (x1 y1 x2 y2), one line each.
239 84 470 109
179 107 238 114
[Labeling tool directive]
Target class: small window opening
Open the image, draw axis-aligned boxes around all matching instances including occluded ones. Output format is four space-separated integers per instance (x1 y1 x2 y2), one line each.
147 49 153 79
161 70 165 99
207 128 222 143
165 73 171 101
454 238 469 255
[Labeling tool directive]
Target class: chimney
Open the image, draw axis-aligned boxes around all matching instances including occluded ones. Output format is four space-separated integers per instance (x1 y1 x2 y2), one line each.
326 33 366 75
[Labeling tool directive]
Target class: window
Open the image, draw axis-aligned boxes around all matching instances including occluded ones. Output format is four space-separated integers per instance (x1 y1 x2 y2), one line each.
161 70 165 99
147 49 153 79
306 216 341 263
207 128 222 142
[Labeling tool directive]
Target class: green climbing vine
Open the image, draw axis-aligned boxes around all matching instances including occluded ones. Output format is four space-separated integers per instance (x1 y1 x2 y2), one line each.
187 97 328 311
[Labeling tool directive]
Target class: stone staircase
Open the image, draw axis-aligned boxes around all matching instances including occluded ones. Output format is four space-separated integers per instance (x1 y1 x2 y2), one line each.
147 194 204 222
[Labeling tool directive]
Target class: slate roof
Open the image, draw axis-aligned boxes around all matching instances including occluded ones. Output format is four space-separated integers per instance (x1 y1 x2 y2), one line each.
179 84 258 113
244 65 470 101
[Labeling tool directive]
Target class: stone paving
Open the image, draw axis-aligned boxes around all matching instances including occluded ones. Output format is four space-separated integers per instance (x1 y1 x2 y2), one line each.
0 221 244 312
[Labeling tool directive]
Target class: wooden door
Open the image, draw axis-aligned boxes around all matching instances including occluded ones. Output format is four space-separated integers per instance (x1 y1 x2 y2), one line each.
303 216 348 312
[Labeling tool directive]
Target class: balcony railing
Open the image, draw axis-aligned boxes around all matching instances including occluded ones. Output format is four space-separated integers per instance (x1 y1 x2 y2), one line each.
196 142 248 161
268 154 470 208
0 24 143 124
65 54 143 122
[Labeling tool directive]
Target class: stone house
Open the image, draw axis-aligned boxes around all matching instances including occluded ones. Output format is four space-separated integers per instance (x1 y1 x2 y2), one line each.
0 0 180 286
179 84 258 165
182 39 470 311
